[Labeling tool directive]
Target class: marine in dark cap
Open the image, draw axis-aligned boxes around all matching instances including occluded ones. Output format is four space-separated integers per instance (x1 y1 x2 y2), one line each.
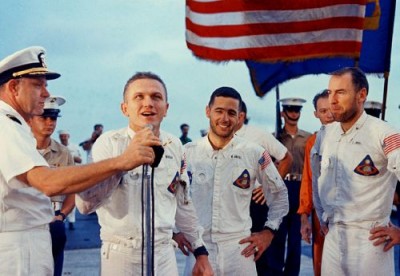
264 97 311 275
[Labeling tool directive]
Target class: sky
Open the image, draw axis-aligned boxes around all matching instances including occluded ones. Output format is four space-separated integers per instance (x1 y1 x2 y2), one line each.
1 1 399 148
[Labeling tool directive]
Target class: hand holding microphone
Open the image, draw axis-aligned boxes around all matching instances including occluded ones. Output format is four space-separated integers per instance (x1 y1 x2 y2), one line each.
144 124 164 168
119 126 162 171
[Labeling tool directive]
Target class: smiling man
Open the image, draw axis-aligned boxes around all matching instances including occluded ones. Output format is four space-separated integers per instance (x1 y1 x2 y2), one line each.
183 87 288 275
312 67 400 275
75 72 213 276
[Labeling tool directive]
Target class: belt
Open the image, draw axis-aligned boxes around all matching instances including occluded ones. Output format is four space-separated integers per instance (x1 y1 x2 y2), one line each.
284 173 302 181
0 224 49 234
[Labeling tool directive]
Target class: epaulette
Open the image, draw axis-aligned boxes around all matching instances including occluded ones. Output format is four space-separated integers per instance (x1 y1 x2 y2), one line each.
6 114 21 125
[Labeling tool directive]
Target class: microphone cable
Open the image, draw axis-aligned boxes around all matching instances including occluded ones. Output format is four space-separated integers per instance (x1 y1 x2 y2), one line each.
141 165 145 276
141 164 156 276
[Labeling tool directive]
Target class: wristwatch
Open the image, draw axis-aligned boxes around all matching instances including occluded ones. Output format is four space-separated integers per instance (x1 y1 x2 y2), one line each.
58 212 66 221
193 246 209 258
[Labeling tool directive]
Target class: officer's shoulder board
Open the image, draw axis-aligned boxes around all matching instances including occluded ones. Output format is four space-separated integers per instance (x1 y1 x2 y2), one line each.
6 114 22 125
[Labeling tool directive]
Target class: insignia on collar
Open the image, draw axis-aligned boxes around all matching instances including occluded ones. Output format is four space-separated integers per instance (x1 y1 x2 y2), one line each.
354 155 379 176
167 172 180 194
233 169 251 189
6 114 21 125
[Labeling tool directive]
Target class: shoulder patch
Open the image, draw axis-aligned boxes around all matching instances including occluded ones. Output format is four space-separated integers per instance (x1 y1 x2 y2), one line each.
383 133 400 156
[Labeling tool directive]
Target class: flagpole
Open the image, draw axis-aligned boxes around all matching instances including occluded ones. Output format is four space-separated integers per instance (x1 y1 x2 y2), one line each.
275 85 282 138
381 72 389 120
380 0 396 120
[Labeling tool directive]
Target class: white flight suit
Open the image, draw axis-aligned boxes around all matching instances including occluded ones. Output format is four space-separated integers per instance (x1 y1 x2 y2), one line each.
183 135 288 275
312 112 400 275
76 127 205 276
0 101 53 275
236 124 287 161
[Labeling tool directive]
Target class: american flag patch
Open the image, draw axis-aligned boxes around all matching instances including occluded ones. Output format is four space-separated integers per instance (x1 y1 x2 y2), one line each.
168 172 180 194
258 151 272 170
383 133 400 156
180 154 187 174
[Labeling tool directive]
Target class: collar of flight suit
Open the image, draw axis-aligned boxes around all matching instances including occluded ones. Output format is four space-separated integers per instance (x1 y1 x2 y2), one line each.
201 134 239 159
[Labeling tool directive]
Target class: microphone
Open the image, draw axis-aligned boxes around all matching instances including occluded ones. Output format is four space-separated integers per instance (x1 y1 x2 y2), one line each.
144 124 164 168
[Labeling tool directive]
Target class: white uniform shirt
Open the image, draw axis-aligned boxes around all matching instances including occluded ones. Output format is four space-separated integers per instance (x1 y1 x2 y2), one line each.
0 101 52 232
185 136 289 243
313 112 400 225
76 127 204 248
67 143 81 161
236 124 287 161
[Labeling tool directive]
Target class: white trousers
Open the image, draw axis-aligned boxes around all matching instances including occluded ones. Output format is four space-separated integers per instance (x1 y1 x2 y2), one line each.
322 221 394 276
184 237 257 276
0 227 53 275
101 239 179 276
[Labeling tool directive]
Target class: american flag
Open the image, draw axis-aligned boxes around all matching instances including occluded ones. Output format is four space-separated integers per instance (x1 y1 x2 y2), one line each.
258 151 272 170
180 154 187 175
186 0 367 61
383 133 400 156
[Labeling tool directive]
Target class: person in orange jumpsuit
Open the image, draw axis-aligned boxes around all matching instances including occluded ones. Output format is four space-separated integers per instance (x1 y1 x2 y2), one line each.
297 90 334 276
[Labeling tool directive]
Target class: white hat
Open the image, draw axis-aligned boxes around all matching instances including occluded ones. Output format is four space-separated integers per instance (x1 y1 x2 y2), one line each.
278 97 306 107
58 129 69 135
364 101 382 110
42 96 66 118
0 46 60 85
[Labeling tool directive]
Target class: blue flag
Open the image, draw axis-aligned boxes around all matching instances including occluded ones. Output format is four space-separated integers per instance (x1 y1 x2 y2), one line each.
247 0 396 97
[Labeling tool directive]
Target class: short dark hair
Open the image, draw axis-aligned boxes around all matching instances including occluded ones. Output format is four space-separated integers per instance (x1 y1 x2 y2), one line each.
208 86 242 107
312 89 329 110
330 67 369 95
239 101 247 114
94 124 103 130
123 71 168 101
180 123 189 130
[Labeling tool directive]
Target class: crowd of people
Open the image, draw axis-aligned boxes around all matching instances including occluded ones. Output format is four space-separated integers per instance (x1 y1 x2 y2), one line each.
1 46 400 276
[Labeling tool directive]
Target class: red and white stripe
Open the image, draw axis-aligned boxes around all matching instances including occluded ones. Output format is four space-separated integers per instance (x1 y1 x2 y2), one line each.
186 0 367 61
259 151 272 170
384 133 400 156
180 154 187 175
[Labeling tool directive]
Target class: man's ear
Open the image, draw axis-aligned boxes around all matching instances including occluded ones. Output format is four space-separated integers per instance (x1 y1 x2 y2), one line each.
206 105 211 119
238 112 245 122
358 88 368 103
120 102 128 117
7 79 20 96
164 102 169 117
